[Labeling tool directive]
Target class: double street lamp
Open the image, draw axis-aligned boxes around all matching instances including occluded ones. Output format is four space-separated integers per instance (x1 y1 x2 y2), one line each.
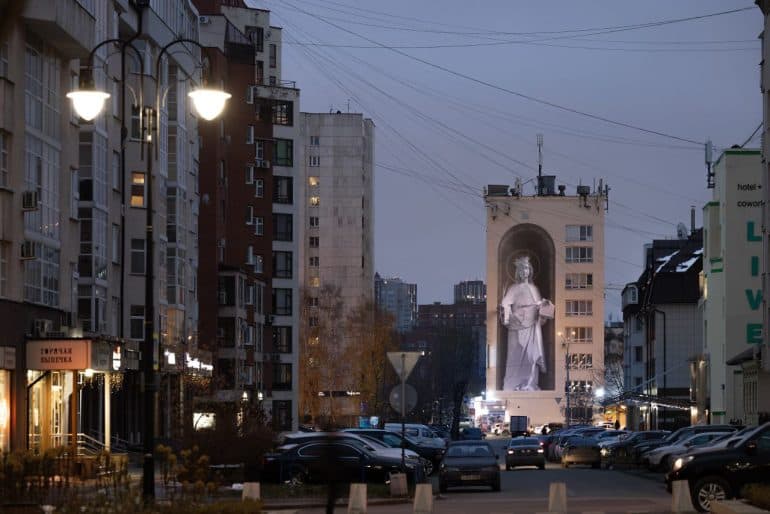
558 330 576 427
67 5 230 501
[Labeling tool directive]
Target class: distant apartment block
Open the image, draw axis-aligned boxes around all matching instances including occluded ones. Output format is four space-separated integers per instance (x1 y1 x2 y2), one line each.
375 273 417 333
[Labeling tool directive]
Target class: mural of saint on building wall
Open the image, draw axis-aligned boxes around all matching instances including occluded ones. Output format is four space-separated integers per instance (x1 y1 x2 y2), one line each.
499 255 554 391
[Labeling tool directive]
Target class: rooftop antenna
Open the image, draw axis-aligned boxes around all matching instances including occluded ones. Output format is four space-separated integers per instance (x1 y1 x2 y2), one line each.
705 139 715 188
537 133 543 196
347 99 350 113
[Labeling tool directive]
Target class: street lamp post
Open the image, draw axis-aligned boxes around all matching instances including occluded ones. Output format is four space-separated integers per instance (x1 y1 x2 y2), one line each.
68 6 230 501
559 331 575 427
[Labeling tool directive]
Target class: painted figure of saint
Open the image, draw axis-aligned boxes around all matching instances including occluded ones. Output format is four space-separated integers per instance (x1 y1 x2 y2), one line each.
500 255 554 391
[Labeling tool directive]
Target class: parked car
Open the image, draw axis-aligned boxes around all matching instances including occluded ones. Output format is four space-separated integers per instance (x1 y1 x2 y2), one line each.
645 432 732 471
459 427 485 440
276 431 423 465
506 437 546 470
633 425 738 464
561 436 601 468
384 423 447 449
262 438 422 485
600 430 670 468
343 428 445 475
594 430 629 447
438 441 501 493
665 423 770 512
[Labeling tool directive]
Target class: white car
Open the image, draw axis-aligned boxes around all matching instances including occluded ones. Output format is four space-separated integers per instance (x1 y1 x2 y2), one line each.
645 432 729 470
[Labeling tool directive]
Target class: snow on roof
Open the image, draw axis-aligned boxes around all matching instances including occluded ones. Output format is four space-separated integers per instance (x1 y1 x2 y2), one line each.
656 251 679 273
676 256 700 273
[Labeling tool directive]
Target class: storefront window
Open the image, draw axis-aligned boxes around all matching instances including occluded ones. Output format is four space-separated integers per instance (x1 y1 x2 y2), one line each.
0 370 9 452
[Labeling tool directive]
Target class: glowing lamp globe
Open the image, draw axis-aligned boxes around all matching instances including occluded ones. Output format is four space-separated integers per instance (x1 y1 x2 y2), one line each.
66 90 110 121
189 89 231 121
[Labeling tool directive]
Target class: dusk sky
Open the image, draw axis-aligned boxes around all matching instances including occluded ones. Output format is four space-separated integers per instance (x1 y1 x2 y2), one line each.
252 0 761 319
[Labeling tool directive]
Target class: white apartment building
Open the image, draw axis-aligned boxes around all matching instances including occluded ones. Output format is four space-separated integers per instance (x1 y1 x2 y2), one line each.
484 182 607 427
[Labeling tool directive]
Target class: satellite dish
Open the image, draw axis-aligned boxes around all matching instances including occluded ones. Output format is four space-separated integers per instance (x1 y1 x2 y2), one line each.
676 222 688 239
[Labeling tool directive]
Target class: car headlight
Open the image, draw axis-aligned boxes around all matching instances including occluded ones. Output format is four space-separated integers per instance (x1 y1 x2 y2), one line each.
537 449 544 453
507 450 514 454
672 456 694 471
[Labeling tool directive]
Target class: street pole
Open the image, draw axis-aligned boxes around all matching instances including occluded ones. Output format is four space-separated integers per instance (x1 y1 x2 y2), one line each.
401 352 405 471
565 342 570 427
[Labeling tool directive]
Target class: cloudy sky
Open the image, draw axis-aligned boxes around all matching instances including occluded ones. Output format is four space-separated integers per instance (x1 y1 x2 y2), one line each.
252 0 761 319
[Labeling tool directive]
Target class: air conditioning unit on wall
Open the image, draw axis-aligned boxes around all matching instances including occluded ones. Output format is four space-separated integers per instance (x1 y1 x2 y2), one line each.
22 191 40 210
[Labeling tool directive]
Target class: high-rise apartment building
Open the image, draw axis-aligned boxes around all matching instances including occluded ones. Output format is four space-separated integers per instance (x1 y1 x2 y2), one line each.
454 280 486 304
0 0 207 453
297 112 374 423
374 273 417 333
197 1 300 431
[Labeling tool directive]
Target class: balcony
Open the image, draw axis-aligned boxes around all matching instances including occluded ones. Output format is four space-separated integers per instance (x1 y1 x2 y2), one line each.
23 0 96 59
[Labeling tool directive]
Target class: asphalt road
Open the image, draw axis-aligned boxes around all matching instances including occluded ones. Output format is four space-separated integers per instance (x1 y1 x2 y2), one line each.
286 437 676 514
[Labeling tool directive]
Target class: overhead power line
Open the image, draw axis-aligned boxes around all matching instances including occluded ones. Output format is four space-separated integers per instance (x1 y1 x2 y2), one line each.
279 0 712 146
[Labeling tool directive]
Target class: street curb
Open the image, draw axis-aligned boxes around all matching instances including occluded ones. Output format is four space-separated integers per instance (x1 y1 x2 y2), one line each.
261 496 414 509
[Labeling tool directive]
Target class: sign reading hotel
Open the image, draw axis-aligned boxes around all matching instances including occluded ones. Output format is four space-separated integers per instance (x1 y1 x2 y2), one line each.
27 340 90 370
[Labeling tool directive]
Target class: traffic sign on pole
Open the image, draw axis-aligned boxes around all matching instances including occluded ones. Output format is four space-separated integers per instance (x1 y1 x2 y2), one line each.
387 351 421 380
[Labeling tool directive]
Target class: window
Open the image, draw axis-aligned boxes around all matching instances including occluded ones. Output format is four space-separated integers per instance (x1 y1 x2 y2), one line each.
254 216 264 236
309 316 319 327
307 296 318 307
269 44 277 68
254 254 264 274
565 300 592 316
567 353 593 369
111 224 120 263
272 101 293 125
309 196 320 207
308 176 319 187
256 140 265 160
309 277 320 287
566 225 593 242
255 178 264 198
565 273 593 289
310 135 320 146
23 243 60 306
634 377 643 389
272 400 292 431
111 151 120 190
0 132 8 187
130 105 141 140
246 205 254 225
130 238 145 274
274 139 293 166
308 155 320 167
309 256 319 267
0 42 8 78
564 327 592 343
309 216 319 227
565 246 593 263
273 326 292 352
130 305 145 339
247 125 254 144
273 213 293 241
274 176 293 203
130 172 146 207
269 76 276 86
309 236 319 248
256 60 264 85
246 164 254 184
273 251 292 278
246 85 254 104
273 288 292 316
635 346 643 363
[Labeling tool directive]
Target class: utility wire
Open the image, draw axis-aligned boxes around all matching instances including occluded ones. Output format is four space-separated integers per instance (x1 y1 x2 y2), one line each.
279 0 708 146
740 122 763 148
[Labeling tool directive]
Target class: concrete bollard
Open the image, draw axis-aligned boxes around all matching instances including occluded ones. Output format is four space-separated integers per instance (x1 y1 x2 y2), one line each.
413 483 433 514
548 482 567 513
348 483 367 514
241 482 260 501
671 480 696 513
390 473 408 497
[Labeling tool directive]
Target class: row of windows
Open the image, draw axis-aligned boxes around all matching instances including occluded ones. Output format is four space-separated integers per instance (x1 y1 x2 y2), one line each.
565 246 593 263
565 300 592 316
566 353 593 369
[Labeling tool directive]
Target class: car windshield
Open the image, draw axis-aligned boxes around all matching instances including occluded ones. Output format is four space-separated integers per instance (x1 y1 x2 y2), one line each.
446 444 492 457
509 438 540 446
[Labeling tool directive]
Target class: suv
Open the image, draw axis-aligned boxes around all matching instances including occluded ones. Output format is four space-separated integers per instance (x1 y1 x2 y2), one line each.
634 425 737 464
665 423 770 512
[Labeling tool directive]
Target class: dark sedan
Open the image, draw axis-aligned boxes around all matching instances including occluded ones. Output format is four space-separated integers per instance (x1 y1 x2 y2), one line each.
506 437 546 470
600 430 670 468
439 441 501 492
262 439 419 485
343 428 445 475
561 436 601 468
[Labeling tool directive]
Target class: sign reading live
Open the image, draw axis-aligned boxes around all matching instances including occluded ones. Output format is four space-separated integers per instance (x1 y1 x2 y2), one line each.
27 340 90 370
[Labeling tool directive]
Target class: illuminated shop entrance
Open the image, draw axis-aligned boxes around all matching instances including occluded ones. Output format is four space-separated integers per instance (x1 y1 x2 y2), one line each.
26 338 115 454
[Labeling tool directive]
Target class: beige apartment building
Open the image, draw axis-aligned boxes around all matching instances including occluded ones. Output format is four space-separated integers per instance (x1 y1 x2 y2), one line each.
484 181 607 427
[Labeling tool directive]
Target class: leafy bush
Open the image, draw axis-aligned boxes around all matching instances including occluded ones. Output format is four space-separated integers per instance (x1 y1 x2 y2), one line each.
742 483 770 510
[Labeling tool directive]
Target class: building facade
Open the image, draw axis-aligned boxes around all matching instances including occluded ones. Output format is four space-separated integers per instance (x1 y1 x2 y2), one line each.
197 1 299 431
454 280 486 305
297 112 374 423
374 272 417 333
703 149 764 425
484 182 606 427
